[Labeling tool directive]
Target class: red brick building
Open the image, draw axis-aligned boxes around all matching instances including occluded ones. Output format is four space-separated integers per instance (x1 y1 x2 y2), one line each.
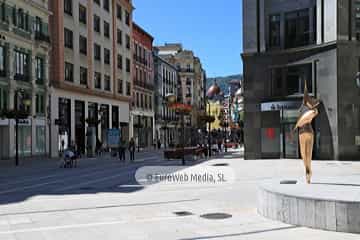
130 23 154 148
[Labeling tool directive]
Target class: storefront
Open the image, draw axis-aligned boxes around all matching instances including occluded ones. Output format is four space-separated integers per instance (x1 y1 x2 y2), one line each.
261 100 303 159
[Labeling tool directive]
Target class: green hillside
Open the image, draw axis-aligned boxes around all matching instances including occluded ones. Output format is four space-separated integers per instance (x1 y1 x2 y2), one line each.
206 74 242 93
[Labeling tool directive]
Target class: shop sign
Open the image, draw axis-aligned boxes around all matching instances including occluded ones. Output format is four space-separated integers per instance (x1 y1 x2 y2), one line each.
261 101 302 112
0 119 9 125
10 119 32 126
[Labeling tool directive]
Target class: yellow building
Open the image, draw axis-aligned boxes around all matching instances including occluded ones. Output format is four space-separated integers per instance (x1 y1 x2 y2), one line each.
207 101 223 131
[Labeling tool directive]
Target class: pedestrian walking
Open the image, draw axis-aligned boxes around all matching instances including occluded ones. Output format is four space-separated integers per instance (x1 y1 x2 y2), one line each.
118 140 126 161
129 138 136 162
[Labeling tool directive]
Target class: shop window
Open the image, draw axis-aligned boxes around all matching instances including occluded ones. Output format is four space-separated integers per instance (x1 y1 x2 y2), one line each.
36 126 46 154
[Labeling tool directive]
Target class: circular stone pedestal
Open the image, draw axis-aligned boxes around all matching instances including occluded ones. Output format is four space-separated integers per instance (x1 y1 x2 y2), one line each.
258 176 360 233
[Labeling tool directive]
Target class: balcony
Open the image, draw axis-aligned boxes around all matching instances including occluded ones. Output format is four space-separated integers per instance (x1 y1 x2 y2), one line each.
178 68 194 73
14 74 30 82
134 80 154 90
133 55 148 66
35 32 51 43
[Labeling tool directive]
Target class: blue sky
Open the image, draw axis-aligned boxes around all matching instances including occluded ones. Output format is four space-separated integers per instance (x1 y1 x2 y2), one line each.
132 0 242 78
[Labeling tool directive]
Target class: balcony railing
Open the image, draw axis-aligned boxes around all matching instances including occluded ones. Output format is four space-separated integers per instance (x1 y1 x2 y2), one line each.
14 74 30 82
178 68 194 73
133 55 148 65
134 80 154 90
35 32 51 43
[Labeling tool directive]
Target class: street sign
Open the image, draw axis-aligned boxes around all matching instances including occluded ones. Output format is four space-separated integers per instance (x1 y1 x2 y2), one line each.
107 128 121 148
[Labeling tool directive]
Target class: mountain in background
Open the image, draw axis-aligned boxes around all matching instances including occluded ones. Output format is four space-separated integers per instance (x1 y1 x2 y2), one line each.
206 74 242 94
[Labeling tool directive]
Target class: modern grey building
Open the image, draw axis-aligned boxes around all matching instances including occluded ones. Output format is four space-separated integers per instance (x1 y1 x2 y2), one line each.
242 0 360 160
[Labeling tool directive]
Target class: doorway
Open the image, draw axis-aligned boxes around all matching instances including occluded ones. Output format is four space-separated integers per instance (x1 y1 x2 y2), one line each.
75 100 85 154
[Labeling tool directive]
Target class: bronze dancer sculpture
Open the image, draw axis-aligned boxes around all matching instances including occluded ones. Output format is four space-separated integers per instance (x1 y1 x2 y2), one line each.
294 82 320 184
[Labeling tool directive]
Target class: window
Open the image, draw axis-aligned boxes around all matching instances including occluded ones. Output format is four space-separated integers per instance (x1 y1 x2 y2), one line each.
0 88 8 111
117 54 122 69
125 11 130 26
94 15 100 33
136 92 139 107
104 75 111 91
126 34 130 49
117 29 122 45
79 35 87 55
144 95 147 109
118 79 123 94
126 58 130 72
64 0 73 15
35 57 44 84
79 4 87 24
269 14 280 48
64 28 73 49
80 67 87 85
104 21 110 38
285 9 312 49
104 48 110 64
94 43 101 61
355 0 360 40
117 4 122 21
94 0 100 6
0 46 6 77
149 96 152 110
35 94 45 114
64 62 74 82
14 50 29 81
126 82 131 96
34 17 42 34
103 0 109 11
140 94 144 108
94 72 101 89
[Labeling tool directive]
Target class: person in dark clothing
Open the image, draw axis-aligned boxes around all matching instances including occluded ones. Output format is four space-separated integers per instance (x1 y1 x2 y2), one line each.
129 138 135 162
118 140 126 161
157 139 161 149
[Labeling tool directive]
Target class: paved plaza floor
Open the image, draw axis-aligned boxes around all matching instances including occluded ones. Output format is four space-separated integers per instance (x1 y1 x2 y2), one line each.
0 150 359 239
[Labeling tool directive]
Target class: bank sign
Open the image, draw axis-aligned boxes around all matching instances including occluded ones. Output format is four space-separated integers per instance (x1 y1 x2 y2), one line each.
107 128 121 148
261 101 302 112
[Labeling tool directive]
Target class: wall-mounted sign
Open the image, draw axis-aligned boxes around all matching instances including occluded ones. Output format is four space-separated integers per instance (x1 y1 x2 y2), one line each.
261 101 302 112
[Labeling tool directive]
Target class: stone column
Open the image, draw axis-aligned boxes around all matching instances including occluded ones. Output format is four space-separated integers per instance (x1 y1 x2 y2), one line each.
8 44 15 158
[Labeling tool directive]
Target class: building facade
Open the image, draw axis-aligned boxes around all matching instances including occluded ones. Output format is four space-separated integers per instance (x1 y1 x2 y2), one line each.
156 43 206 145
242 0 360 160
153 52 179 147
0 0 51 160
130 23 154 149
49 0 133 157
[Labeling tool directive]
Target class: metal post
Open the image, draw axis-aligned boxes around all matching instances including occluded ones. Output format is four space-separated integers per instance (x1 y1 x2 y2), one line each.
137 115 140 152
208 100 211 157
15 91 19 166
182 112 185 165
